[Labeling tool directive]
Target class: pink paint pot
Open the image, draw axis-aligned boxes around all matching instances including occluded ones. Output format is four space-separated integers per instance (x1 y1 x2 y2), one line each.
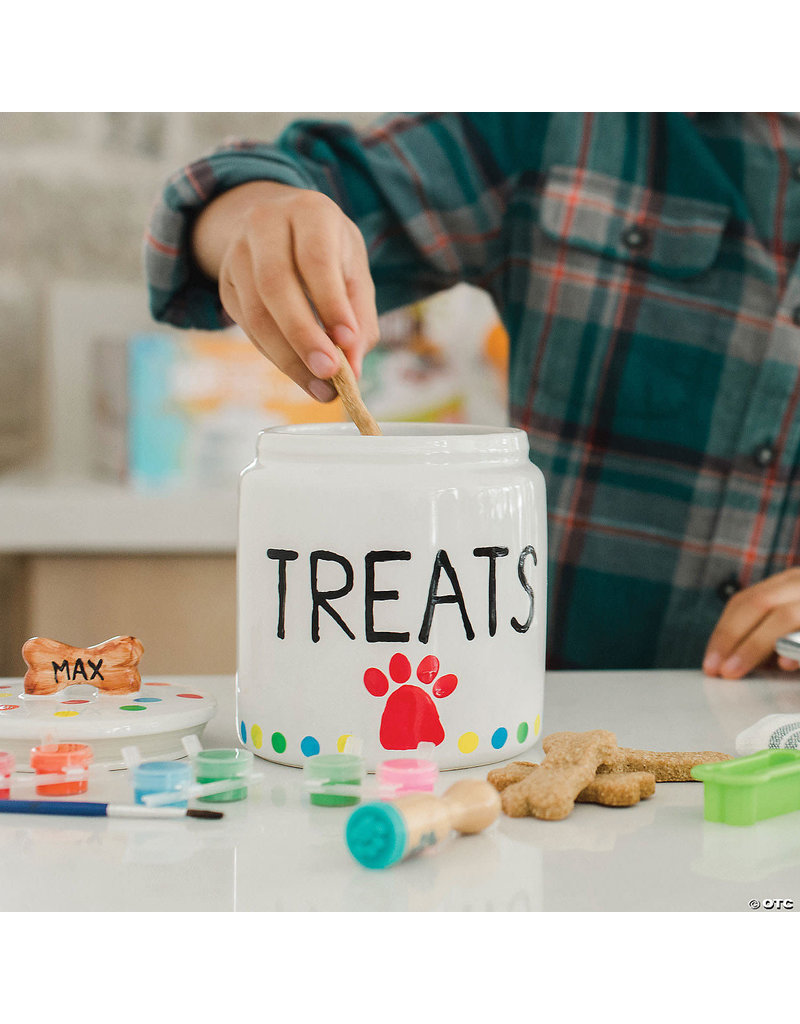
0 751 14 799
30 742 93 796
377 757 439 798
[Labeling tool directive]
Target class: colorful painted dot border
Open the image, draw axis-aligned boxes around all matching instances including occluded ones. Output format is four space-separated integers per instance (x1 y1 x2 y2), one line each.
238 714 541 758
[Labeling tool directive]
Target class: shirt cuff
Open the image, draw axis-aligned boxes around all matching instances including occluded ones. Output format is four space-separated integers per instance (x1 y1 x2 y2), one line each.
144 144 319 329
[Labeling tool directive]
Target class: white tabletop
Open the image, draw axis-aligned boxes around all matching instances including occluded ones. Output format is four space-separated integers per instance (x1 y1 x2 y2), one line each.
1 669 799 912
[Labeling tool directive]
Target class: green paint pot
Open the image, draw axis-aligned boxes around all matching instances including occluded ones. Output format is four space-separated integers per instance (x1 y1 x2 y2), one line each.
194 748 254 802
305 753 364 807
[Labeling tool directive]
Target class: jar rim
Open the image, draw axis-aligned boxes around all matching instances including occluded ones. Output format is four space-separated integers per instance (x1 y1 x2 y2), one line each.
254 422 529 464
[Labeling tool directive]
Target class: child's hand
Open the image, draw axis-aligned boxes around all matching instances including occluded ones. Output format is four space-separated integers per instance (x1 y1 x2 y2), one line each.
191 180 380 401
703 568 800 678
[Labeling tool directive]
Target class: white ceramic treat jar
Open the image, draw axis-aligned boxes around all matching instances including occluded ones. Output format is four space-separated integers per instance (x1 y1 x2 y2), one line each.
236 423 547 770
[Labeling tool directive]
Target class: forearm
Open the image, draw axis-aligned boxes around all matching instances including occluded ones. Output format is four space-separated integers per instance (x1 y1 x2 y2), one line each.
146 113 541 329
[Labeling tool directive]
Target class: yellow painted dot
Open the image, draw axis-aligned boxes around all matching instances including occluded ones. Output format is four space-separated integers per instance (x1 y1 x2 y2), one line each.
458 731 479 754
250 724 263 749
337 734 352 753
53 711 79 718
533 714 541 737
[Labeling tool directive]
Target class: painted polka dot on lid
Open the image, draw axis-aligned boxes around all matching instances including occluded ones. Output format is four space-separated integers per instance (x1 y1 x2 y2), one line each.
177 693 203 699
54 711 79 718
491 727 508 749
134 697 161 703
62 699 90 705
301 735 320 757
119 705 147 712
271 732 287 753
0 705 20 712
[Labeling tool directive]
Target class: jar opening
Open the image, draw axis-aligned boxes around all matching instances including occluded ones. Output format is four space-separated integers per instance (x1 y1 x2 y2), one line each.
253 421 528 465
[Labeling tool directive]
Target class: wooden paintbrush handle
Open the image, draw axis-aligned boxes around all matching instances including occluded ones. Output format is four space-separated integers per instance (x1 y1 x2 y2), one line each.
331 348 382 436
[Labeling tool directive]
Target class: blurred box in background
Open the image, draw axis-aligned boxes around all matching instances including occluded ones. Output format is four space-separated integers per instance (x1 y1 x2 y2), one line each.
92 285 509 490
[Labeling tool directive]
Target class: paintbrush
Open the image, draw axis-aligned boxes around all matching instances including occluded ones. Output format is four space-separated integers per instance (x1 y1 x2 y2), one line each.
0 799 223 820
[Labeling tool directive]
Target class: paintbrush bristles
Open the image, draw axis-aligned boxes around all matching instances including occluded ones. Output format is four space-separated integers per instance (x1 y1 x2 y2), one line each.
331 348 382 436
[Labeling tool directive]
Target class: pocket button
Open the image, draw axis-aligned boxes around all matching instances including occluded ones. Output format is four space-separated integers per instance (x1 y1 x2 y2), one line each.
752 442 775 468
622 225 649 250
716 576 742 602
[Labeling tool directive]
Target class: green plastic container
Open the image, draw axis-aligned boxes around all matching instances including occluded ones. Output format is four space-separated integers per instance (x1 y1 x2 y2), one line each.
691 749 800 826
193 748 254 803
305 753 363 807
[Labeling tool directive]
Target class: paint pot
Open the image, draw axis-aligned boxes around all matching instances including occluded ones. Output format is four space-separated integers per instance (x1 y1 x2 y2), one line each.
193 748 253 803
30 742 93 796
237 423 547 771
305 753 364 807
132 760 193 807
377 757 438 798
0 751 14 799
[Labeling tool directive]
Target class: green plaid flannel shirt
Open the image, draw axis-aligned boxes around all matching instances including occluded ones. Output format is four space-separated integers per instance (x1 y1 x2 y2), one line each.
145 112 800 670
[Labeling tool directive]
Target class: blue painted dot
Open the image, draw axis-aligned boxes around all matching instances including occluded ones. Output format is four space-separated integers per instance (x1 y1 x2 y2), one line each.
134 697 162 703
240 720 247 744
491 727 508 749
300 735 320 757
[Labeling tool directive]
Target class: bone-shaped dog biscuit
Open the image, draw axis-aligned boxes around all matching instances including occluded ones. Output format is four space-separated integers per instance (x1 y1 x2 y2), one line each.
488 761 655 807
487 761 538 791
596 747 732 781
500 730 618 820
22 636 144 695
576 771 655 806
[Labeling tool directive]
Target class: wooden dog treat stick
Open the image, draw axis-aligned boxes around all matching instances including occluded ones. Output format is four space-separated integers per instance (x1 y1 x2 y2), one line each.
331 347 382 436
597 748 732 782
500 730 618 820
22 635 144 695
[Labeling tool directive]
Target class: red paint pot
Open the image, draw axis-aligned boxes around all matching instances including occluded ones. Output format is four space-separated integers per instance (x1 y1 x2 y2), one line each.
0 751 14 799
30 742 93 796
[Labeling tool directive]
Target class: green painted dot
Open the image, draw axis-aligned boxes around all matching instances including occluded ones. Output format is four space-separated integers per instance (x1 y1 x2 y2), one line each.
517 721 529 743
271 731 287 753
119 704 147 712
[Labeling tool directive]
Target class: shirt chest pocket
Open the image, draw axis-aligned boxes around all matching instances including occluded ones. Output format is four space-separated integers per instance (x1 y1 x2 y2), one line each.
538 165 729 279
530 166 731 431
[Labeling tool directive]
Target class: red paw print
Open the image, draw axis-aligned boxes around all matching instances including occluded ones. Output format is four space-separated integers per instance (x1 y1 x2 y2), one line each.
363 653 458 750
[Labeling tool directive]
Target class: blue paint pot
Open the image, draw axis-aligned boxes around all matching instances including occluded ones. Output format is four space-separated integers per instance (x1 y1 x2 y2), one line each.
132 760 193 807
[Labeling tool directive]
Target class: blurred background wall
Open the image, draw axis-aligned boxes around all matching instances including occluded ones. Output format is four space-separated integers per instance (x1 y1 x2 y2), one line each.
0 112 379 473
0 114 379 676
0 112 506 679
